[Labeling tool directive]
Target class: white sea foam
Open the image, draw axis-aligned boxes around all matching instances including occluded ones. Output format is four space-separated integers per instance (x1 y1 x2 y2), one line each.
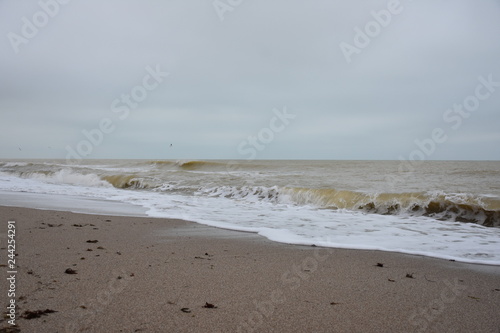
29 169 112 188
1 160 500 265
1 162 30 167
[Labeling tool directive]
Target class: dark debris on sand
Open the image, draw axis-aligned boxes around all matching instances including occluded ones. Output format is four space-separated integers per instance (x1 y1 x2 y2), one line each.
202 302 218 309
21 309 57 320
0 327 21 333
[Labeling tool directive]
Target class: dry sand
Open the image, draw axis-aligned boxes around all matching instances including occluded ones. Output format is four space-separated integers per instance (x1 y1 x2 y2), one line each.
0 206 499 333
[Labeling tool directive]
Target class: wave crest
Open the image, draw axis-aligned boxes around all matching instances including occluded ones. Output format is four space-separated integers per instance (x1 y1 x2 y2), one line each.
284 188 500 227
102 174 151 189
200 185 500 227
19 169 111 188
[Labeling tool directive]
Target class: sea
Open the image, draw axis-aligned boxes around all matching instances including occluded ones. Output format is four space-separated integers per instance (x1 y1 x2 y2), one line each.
1 159 499 265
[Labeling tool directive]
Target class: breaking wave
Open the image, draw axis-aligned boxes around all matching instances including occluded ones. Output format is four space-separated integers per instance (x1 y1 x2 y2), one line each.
1 160 499 227
102 174 152 189
147 159 263 172
13 169 111 188
200 186 500 227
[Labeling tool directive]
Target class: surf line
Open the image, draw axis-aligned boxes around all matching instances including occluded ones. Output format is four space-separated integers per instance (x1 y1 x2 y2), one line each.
388 74 499 187
65 65 168 164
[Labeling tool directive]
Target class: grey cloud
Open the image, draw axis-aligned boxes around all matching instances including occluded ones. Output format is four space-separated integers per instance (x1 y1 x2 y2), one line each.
1 0 499 160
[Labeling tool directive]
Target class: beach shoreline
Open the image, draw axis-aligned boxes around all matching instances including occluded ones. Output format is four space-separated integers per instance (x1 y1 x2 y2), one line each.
1 205 499 332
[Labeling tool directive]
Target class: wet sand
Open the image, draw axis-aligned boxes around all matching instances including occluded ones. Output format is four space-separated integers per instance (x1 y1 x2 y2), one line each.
0 206 499 332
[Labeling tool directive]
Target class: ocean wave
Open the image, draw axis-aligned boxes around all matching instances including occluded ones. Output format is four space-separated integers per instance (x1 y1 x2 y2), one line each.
18 169 111 188
198 185 281 202
0 159 263 174
101 174 152 189
148 159 265 172
2 160 499 227
175 160 226 170
2 159 500 265
0 162 32 168
198 185 500 227
147 160 177 167
139 159 236 172
289 188 500 227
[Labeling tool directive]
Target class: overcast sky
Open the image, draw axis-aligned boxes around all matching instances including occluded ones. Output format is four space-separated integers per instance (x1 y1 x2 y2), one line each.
1 0 499 160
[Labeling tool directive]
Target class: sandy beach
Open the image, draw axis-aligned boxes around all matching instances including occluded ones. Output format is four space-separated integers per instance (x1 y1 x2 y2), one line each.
1 206 499 333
